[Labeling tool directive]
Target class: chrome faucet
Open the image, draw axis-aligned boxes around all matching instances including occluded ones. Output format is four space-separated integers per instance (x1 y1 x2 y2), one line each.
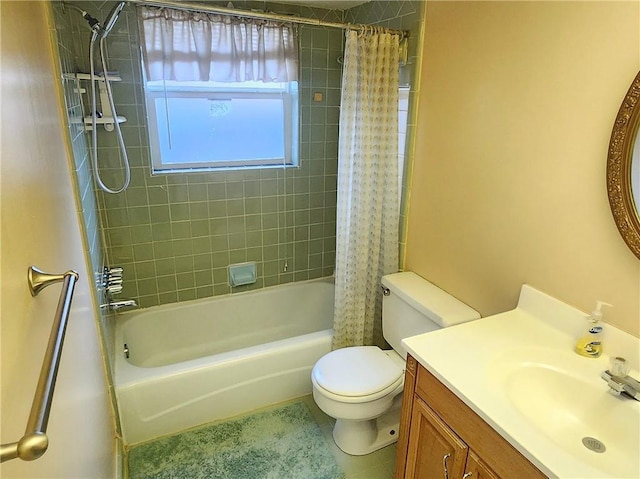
101 299 138 312
601 357 640 401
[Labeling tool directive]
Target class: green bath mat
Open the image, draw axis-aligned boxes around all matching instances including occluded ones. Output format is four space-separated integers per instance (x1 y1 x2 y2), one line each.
127 401 345 479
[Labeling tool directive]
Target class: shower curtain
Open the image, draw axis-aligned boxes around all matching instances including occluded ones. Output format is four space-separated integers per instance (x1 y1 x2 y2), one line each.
332 28 401 349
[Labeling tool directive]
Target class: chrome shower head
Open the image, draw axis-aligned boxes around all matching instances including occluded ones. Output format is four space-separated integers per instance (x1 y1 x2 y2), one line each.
100 2 126 38
64 2 103 34
65 1 125 39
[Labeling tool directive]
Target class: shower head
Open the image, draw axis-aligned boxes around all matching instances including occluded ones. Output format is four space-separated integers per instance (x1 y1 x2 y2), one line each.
64 2 102 35
66 1 126 39
100 2 126 38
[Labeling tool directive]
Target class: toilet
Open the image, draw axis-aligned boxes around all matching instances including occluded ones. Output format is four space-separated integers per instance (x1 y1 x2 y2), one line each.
311 271 480 455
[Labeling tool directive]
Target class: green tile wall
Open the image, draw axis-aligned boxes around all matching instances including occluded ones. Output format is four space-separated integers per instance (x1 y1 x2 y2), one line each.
57 0 344 308
51 2 105 293
50 1 116 349
52 0 424 310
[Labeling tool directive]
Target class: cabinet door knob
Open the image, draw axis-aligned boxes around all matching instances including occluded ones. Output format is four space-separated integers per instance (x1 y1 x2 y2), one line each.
463 473 473 479
442 453 451 479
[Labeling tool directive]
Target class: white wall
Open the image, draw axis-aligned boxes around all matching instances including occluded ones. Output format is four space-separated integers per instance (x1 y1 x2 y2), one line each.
0 2 117 477
406 0 640 336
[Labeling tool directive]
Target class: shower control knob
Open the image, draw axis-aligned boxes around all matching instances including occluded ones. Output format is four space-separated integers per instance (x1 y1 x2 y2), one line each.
102 266 124 289
107 284 123 295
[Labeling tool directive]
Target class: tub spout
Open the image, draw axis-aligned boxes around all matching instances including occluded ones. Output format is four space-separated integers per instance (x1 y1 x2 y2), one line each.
102 299 138 312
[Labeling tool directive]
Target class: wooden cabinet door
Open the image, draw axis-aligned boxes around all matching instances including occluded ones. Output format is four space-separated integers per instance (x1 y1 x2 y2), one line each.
463 450 500 479
404 396 468 479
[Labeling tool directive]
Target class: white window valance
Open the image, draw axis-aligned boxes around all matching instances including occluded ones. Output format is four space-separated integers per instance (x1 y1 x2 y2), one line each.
138 5 298 83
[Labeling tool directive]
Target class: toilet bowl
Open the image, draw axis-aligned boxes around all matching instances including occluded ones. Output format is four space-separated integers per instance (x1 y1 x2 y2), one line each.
312 346 406 455
312 272 481 456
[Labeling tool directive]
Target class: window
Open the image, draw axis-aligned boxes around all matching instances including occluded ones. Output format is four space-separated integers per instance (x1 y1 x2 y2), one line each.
145 80 299 173
138 5 300 174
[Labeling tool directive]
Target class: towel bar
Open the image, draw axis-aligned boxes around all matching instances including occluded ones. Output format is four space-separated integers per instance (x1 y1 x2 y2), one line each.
0 266 79 463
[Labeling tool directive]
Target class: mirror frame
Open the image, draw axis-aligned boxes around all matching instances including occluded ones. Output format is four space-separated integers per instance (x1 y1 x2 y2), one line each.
607 70 640 260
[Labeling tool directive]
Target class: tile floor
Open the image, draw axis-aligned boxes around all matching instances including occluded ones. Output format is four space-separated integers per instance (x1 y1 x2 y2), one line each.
300 395 398 479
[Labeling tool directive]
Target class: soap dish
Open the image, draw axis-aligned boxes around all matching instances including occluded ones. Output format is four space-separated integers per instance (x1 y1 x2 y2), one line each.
228 262 257 287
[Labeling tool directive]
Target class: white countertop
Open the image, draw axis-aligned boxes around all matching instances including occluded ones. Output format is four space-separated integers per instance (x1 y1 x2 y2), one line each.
402 285 640 479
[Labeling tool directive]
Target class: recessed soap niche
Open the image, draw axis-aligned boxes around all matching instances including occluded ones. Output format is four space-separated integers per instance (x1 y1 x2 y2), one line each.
228 262 257 287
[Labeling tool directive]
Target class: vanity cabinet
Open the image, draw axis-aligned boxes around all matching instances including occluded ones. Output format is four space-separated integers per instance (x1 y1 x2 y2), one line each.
394 356 547 479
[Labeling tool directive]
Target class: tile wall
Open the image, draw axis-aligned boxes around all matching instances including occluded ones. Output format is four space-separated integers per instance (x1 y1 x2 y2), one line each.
50 3 115 352
51 0 424 310
57 0 346 308
51 2 105 294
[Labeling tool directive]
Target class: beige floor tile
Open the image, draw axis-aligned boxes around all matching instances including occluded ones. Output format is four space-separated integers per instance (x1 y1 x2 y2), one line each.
346 464 393 479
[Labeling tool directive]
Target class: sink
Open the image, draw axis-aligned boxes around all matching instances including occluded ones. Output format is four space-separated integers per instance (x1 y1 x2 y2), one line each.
488 352 640 478
403 285 640 479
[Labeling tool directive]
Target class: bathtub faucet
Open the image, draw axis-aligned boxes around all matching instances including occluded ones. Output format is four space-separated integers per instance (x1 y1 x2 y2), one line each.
101 299 138 312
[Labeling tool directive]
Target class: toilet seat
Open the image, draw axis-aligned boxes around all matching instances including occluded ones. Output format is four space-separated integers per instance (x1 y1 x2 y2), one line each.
312 346 404 403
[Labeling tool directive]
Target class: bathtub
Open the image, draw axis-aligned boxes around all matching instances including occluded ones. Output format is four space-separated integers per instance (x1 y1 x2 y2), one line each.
114 277 334 445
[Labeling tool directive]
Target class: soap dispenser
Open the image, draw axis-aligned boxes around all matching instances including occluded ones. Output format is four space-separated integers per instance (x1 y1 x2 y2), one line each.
575 301 612 358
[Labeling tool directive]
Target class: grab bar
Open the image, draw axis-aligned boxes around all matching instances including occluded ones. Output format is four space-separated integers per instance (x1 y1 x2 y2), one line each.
0 266 79 463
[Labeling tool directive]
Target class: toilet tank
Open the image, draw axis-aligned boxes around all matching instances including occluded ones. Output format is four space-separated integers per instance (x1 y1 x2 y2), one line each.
381 272 480 357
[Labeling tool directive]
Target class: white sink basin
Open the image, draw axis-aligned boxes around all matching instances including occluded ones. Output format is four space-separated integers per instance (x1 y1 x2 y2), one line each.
488 350 640 478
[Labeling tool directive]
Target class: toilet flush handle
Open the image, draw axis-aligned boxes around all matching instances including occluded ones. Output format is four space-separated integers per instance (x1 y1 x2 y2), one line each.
381 286 390 296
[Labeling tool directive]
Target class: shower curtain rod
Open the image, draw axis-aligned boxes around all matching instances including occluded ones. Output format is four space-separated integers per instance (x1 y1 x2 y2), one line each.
127 0 407 38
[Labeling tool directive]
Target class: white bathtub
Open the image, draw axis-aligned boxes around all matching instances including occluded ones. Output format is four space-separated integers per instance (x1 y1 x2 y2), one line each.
114 277 334 445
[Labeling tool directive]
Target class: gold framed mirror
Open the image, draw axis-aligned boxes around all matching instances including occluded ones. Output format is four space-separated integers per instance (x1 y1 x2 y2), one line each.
607 71 640 260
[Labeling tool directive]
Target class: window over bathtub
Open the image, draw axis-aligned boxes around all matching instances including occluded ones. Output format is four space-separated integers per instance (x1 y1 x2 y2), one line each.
145 80 298 172
138 5 299 173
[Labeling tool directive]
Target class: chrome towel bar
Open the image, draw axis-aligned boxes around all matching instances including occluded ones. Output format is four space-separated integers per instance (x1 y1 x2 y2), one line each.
0 266 79 463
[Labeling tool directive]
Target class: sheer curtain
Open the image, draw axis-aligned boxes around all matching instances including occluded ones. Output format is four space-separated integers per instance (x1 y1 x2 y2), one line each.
138 5 298 82
332 29 401 349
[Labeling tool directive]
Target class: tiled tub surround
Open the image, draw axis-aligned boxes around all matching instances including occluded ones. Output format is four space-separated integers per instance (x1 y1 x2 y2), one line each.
52 0 424 309
56 0 344 308
50 3 107 310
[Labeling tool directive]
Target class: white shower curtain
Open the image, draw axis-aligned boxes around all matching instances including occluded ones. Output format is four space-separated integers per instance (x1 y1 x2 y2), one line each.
332 28 401 349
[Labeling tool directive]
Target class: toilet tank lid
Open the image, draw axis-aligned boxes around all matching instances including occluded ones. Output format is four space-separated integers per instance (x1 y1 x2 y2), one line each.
381 272 481 327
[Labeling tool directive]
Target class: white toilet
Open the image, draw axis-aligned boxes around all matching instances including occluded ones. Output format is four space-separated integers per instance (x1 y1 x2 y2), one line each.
311 271 480 455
